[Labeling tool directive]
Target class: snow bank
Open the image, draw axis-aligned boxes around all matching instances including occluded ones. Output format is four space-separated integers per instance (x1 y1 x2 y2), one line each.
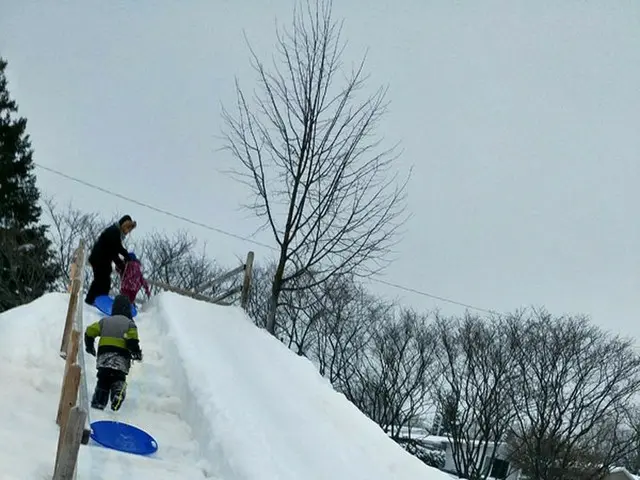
0 292 214 479
0 291 450 480
0 293 71 479
76 303 214 479
152 291 450 480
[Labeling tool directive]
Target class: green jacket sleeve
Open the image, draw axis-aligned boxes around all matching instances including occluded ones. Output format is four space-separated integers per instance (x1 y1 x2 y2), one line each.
85 320 102 338
124 320 141 354
84 319 102 353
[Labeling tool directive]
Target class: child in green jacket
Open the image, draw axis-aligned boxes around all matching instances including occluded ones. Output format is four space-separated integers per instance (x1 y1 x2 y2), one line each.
84 294 143 411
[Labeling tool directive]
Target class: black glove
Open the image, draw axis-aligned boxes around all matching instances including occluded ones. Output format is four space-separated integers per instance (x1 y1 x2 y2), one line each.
84 334 96 356
131 350 143 362
126 337 143 361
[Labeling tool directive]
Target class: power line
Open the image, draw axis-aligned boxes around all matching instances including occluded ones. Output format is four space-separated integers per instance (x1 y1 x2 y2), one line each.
35 162 274 250
35 162 499 315
370 278 499 315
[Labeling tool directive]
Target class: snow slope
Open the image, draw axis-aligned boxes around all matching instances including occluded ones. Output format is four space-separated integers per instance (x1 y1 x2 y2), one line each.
0 292 450 480
153 292 448 480
0 294 70 480
77 302 214 479
0 293 213 480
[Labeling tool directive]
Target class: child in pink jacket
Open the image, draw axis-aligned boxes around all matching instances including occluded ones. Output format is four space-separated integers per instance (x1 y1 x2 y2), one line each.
119 252 151 305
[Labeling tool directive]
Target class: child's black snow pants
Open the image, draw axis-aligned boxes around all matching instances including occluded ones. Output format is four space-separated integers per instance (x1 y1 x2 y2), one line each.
91 367 127 411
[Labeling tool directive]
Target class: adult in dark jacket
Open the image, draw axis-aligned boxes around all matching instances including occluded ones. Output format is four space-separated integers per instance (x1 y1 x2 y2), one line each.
84 215 137 305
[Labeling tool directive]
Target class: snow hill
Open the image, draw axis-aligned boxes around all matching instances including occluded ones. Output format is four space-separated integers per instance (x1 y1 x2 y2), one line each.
0 291 451 480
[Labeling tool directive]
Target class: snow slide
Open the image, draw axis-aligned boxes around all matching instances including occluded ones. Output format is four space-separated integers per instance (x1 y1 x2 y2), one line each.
149 291 448 480
0 293 213 480
77 298 213 478
0 292 450 480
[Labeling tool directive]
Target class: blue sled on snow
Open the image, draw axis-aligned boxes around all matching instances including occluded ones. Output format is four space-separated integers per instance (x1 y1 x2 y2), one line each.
93 295 138 318
90 420 158 456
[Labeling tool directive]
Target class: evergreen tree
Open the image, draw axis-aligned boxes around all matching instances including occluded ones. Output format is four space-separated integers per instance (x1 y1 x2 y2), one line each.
0 57 58 312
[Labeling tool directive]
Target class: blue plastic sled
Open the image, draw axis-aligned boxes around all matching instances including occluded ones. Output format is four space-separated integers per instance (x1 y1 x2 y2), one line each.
90 420 158 456
93 295 138 318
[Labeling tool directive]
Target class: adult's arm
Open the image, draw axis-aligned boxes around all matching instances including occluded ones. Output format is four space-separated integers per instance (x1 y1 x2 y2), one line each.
103 225 129 268
110 227 129 259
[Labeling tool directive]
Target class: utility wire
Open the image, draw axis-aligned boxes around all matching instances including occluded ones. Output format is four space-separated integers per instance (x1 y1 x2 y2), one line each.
370 278 499 315
35 162 500 315
35 162 274 249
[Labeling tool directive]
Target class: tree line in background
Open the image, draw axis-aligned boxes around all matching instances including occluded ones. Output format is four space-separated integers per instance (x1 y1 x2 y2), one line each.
214 1 640 476
37 199 640 479
247 266 640 480
4 0 640 478
35 199 640 480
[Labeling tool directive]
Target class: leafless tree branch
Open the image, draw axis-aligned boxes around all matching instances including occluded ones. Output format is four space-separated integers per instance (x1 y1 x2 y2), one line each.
42 196 104 290
505 309 640 480
221 0 408 335
432 313 518 480
140 230 222 292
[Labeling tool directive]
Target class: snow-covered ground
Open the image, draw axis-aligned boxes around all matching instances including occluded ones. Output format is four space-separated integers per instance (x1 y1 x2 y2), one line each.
0 291 451 479
78 300 213 479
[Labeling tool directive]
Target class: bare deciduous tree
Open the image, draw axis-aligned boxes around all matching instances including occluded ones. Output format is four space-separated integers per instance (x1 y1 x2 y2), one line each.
42 197 105 289
433 314 517 480
506 310 640 480
346 308 437 438
222 0 408 335
139 230 222 293
613 406 640 475
276 270 370 357
277 273 327 355
312 278 376 389
587 407 640 478
41 200 231 301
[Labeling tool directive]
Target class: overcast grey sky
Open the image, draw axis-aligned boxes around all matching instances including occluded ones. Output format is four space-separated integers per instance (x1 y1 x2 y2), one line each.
1 1 638 338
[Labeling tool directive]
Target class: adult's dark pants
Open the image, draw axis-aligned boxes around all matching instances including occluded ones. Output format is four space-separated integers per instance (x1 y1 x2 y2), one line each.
85 260 112 305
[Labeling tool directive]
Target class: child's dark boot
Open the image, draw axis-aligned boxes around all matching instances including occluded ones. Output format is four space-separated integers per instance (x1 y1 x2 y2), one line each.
91 387 109 410
110 380 127 411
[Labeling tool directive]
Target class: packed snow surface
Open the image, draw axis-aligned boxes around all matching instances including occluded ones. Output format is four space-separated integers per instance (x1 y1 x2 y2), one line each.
0 291 450 479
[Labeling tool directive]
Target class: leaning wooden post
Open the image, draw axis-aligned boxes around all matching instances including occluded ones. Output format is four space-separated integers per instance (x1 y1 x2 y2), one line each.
53 406 87 480
53 363 81 477
60 240 85 358
240 251 254 310
57 331 81 426
60 279 80 358
67 262 77 293
57 363 81 428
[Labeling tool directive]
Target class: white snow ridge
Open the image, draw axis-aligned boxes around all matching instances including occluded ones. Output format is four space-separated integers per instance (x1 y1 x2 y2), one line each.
0 291 450 479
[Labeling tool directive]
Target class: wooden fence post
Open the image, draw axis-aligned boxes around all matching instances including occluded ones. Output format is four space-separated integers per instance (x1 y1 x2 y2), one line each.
53 406 87 480
67 265 76 293
67 246 80 293
57 364 81 428
60 240 84 358
57 331 80 425
53 239 89 479
60 279 80 358
240 251 254 310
